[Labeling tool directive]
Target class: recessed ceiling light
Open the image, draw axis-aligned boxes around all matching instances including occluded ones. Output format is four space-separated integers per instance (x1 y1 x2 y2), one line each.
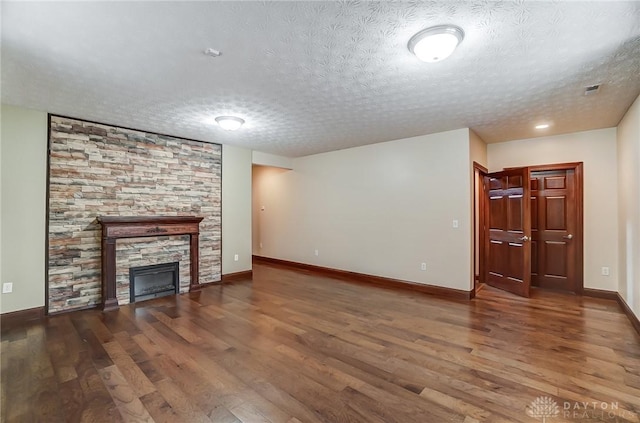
408 25 464 62
203 48 222 57
215 116 245 131
535 123 550 129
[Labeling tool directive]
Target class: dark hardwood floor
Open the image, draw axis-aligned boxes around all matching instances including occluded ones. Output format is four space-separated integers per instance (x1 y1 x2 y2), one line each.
2 262 640 422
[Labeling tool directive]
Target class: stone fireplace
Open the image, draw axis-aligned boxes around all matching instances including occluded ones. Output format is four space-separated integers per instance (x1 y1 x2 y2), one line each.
47 115 222 314
97 215 203 311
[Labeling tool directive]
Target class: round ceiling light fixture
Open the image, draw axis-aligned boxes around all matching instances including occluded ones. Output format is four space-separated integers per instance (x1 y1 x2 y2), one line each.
215 116 245 131
535 123 550 129
408 25 464 62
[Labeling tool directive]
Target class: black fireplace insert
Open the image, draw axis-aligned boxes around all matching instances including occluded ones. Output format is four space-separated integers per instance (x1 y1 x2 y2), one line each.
129 262 179 303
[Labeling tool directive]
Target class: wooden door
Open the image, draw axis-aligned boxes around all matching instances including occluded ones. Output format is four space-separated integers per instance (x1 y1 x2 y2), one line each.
485 168 532 297
530 169 577 291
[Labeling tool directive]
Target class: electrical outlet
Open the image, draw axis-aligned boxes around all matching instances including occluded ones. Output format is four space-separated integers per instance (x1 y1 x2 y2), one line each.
452 219 459 228
601 267 610 276
420 263 427 271
2 283 13 294
314 249 319 256
234 254 239 262
259 242 263 249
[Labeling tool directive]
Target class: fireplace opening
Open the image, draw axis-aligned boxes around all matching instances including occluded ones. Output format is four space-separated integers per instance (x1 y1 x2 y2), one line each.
129 262 179 303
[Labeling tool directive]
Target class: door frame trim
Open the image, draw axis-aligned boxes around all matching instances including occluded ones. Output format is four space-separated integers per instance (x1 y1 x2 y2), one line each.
473 162 488 296
507 162 584 294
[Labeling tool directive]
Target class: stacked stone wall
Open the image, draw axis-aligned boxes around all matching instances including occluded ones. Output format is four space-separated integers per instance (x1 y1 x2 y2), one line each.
48 116 221 313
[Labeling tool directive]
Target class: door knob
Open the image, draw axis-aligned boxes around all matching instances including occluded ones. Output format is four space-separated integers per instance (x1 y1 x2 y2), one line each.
563 234 573 240
519 235 530 242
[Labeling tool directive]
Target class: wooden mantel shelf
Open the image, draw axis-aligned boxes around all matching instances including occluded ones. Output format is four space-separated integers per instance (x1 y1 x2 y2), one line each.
97 216 204 311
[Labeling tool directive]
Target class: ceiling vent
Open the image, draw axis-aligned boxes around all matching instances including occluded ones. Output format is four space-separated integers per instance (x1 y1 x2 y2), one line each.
584 84 601 96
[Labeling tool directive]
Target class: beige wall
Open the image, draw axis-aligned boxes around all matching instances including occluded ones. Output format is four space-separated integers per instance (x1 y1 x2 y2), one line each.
253 128 474 291
0 104 253 314
617 94 640 320
469 129 488 169
1 105 48 313
252 151 293 169
222 144 253 275
488 128 619 291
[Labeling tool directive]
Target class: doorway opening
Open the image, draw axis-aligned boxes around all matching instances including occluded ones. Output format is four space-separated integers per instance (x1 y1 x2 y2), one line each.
252 164 292 260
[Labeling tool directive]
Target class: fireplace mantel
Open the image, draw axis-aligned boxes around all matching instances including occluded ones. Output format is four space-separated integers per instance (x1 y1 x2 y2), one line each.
97 216 204 311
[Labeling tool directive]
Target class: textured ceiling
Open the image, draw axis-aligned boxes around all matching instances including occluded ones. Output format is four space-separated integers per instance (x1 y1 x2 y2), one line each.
2 1 639 157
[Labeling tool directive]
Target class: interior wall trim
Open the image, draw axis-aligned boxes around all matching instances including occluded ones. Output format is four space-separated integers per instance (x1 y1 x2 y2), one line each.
582 287 619 300
0 306 46 328
253 255 473 300
617 294 640 337
221 270 253 283
582 288 639 337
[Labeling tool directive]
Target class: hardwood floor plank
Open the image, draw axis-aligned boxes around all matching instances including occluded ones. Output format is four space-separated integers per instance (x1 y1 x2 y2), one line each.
228 401 273 423
274 343 359 392
139 390 181 423
418 385 492 422
103 341 157 397
250 379 327 423
98 365 154 422
46 317 86 384
58 377 86 423
113 331 151 364
26 326 66 422
154 378 212 423
74 349 124 423
148 309 203 344
2 338 31 422
70 316 115 370
100 309 143 337
150 354 239 422
342 385 455 423
131 333 165 360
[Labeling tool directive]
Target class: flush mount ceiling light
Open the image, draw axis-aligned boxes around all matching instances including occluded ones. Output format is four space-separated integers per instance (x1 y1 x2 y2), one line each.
408 25 464 62
535 123 551 129
215 116 245 131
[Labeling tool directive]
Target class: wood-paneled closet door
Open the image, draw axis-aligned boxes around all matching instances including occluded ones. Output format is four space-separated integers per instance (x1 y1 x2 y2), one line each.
481 163 583 298
531 169 577 292
485 167 532 297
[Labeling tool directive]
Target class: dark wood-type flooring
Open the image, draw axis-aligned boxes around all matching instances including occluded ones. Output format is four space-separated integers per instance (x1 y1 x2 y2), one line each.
2 262 640 422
